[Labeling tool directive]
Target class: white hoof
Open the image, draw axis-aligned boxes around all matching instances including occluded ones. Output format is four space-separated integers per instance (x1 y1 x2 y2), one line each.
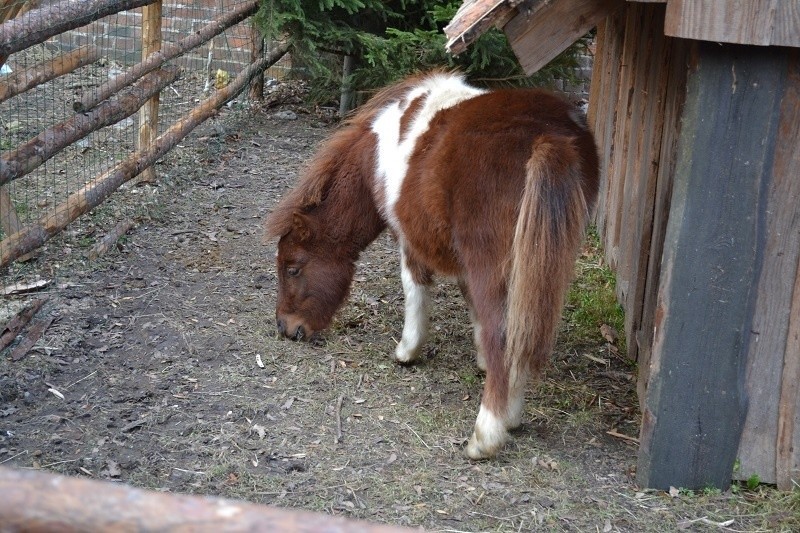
465 404 508 459
394 340 423 364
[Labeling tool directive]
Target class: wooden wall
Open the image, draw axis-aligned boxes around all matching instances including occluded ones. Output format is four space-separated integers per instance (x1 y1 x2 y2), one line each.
590 1 800 489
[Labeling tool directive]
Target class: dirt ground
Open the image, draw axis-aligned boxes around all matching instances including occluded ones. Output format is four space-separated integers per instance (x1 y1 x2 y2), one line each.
1 96 797 532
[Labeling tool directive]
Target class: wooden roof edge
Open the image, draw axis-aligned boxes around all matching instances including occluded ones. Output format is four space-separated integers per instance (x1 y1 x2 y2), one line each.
444 0 527 55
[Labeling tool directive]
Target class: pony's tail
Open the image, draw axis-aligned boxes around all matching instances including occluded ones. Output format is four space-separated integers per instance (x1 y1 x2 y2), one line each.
506 135 590 383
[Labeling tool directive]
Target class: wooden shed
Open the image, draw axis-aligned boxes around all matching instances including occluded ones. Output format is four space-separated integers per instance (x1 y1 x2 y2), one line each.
446 0 800 491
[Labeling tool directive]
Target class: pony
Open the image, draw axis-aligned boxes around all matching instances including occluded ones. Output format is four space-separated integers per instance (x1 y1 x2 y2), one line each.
265 71 599 459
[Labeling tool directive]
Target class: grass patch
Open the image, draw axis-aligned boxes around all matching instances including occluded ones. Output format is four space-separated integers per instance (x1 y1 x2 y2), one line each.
563 226 626 354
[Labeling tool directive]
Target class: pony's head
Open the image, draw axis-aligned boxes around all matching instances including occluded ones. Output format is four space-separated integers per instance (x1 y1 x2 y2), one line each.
266 207 355 341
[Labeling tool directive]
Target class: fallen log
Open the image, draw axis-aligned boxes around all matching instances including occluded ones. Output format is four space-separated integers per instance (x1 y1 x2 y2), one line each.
0 66 179 186
0 297 46 352
0 45 100 103
0 466 414 533
86 218 135 260
0 42 290 269
74 0 258 113
0 0 156 58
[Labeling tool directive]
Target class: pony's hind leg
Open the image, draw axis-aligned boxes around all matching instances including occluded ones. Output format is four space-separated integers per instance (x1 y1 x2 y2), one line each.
394 248 431 364
458 278 486 371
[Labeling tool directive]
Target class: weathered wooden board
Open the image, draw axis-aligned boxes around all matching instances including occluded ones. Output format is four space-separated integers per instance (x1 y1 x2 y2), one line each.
637 42 788 490
736 50 800 488
503 0 623 75
665 0 800 48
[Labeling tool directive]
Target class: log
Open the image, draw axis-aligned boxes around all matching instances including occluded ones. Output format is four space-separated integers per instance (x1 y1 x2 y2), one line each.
86 218 135 260
0 45 100 103
0 67 179 186
0 0 41 68
0 0 156 58
0 466 413 533
0 42 290 269
0 297 46 352
74 0 259 112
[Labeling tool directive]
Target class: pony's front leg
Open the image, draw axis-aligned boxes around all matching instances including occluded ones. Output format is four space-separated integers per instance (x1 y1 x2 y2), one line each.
394 248 431 364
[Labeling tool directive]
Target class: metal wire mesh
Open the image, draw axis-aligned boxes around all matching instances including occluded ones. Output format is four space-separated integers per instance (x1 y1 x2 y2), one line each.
0 0 286 320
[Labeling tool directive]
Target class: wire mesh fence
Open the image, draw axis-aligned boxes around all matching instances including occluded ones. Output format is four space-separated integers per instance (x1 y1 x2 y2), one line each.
1 0 287 322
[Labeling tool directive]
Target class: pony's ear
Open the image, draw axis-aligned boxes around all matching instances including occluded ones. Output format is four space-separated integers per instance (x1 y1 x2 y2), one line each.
292 212 314 242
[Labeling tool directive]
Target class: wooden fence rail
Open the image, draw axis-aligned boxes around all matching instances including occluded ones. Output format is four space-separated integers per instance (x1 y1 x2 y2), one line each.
0 0 157 57
0 41 289 270
0 466 415 533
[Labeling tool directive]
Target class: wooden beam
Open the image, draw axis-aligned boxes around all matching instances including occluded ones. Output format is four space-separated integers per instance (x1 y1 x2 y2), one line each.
0 466 413 532
502 0 623 75
444 0 519 56
637 42 789 490
665 0 800 48
0 0 157 58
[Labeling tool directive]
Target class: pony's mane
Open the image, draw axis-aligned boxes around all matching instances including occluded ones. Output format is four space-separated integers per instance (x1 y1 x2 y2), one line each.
265 70 463 239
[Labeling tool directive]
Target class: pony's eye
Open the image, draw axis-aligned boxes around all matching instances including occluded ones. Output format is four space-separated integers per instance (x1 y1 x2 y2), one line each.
287 266 301 277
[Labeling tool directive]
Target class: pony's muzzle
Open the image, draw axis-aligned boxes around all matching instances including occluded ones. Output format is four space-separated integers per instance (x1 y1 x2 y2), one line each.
276 317 307 341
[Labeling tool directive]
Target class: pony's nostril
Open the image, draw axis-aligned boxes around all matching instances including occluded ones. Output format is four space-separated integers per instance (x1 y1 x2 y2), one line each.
277 318 286 336
294 325 305 341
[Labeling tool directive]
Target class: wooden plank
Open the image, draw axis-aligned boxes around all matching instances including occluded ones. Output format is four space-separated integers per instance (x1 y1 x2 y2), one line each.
135 0 162 184
637 42 787 490
617 2 673 362
735 50 800 486
636 37 689 400
665 0 800 48
444 0 519 55
587 10 625 235
503 0 623 75
778 258 800 489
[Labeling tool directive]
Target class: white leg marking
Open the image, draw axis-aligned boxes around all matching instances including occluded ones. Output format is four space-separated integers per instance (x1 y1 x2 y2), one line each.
394 248 430 364
506 362 529 430
466 404 509 460
469 309 487 372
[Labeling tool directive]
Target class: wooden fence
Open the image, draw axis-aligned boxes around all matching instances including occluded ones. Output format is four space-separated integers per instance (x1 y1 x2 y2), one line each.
0 0 288 273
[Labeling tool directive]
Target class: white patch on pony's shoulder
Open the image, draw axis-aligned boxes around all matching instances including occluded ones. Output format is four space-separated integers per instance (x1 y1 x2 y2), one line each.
371 73 486 235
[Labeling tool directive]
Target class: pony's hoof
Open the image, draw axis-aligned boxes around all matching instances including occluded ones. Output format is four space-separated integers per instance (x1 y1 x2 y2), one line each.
394 342 422 365
465 406 509 459
465 432 501 460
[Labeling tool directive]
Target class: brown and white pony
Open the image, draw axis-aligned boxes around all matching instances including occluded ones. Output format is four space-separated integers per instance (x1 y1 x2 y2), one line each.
265 71 599 459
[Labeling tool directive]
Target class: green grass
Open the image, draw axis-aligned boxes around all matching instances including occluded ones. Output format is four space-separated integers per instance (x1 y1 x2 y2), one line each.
563 227 627 354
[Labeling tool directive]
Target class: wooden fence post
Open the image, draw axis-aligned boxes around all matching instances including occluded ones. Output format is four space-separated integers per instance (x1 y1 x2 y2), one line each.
135 0 162 184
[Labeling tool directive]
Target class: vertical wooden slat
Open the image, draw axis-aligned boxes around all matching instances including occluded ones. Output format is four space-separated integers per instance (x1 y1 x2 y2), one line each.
638 42 787 490
135 0 162 184
635 37 689 401
778 261 800 490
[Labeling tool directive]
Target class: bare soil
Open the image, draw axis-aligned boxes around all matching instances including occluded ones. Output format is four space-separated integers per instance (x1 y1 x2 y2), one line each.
1 98 796 532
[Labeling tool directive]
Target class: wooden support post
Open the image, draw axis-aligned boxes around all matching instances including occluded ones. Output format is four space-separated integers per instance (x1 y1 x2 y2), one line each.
135 0 162 184
637 42 790 490
248 18 264 102
339 54 355 116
